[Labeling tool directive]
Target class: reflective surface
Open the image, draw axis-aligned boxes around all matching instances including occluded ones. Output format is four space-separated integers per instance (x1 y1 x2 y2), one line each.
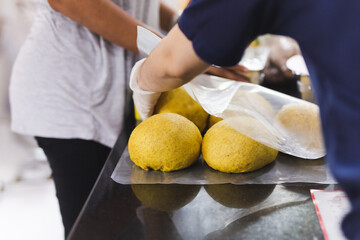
67 122 338 240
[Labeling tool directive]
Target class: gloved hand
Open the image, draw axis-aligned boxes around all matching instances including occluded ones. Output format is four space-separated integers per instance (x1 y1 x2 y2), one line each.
129 58 161 120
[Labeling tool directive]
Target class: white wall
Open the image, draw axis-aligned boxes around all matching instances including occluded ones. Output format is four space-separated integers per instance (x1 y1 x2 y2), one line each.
162 0 188 11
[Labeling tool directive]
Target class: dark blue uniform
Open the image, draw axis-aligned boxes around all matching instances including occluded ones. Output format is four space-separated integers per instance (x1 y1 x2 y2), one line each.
179 1 360 239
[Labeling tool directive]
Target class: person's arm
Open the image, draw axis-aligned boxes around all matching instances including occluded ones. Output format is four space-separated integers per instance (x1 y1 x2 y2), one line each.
47 0 155 53
129 24 209 120
137 24 249 93
131 24 249 119
138 24 210 92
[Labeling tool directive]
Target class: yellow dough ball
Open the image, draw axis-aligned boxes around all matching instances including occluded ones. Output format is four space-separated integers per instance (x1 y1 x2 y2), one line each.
202 120 278 173
247 92 275 119
131 184 201 211
208 115 223 128
154 87 209 132
274 103 323 150
228 91 275 120
128 113 202 172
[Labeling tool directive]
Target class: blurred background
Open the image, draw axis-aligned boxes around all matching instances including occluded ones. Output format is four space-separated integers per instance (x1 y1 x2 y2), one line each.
0 0 63 239
0 0 309 239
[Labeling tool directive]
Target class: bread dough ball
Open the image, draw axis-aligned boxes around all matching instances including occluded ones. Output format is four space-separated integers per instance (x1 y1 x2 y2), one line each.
154 87 209 132
132 184 201 211
245 91 275 120
202 120 278 173
128 113 202 172
227 91 275 121
274 103 323 150
205 184 275 208
208 115 223 128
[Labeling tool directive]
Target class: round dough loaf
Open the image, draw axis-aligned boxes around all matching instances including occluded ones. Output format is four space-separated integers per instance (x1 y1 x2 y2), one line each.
128 113 202 171
208 115 223 128
154 87 209 132
274 103 323 150
202 120 278 173
228 91 275 121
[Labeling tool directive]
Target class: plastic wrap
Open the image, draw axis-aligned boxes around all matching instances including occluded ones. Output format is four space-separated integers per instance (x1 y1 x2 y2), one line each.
111 147 336 185
136 26 325 159
183 75 325 159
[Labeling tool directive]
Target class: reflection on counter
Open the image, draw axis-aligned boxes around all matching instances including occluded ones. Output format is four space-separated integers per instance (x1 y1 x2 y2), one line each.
203 184 336 240
131 184 201 211
205 184 275 208
204 197 321 240
168 185 315 240
131 184 328 240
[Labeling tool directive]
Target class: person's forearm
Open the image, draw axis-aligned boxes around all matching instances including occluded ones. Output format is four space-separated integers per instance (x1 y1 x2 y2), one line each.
48 0 151 53
138 25 210 92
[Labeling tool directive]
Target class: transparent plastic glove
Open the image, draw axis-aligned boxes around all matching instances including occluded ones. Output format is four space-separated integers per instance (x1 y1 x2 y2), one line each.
129 58 161 120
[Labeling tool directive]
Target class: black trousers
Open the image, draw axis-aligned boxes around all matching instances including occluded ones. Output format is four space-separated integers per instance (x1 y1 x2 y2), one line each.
35 137 111 238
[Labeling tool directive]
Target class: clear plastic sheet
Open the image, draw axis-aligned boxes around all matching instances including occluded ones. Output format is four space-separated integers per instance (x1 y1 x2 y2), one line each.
111 146 336 185
136 26 325 159
183 76 325 159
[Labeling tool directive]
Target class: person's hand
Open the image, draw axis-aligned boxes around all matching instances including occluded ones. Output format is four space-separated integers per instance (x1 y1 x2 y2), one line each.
129 58 161 120
206 65 250 82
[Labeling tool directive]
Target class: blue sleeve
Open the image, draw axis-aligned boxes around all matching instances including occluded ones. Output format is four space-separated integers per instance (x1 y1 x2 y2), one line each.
178 0 273 67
